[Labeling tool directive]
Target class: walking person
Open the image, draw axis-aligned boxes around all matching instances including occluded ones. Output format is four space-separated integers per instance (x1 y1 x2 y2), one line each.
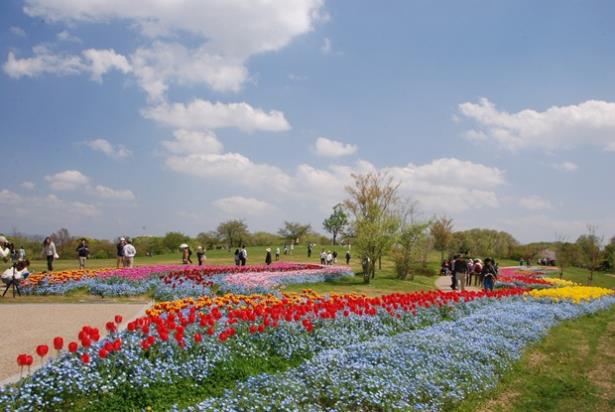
239 246 247 266
345 250 351 265
265 248 272 265
482 258 498 291
123 239 136 268
76 239 89 269
275 247 280 261
196 246 206 266
42 236 57 272
453 255 468 292
116 237 126 268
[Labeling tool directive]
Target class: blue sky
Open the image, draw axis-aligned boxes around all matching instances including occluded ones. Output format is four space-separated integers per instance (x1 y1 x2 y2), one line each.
1 0 614 243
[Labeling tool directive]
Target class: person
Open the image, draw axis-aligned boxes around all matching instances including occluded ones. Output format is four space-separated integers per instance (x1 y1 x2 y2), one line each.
453 254 468 292
196 246 206 266
241 246 248 266
482 258 498 291
123 239 136 268
332 250 338 264
234 248 241 266
116 237 126 268
265 248 272 265
76 239 89 269
345 250 351 265
181 245 193 264
320 250 326 265
473 259 483 286
283 245 289 255
326 251 333 265
275 247 280 261
290 243 294 255
0 236 10 262
42 237 57 272
17 245 26 261
307 243 312 258
9 243 18 264
466 259 475 287
2 259 30 296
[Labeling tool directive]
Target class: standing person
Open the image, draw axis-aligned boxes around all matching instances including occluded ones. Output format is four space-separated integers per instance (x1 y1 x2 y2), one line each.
345 250 351 265
290 243 294 255
332 250 338 264
76 239 89 269
320 249 326 265
307 244 312 258
326 251 333 265
453 255 468 292
283 245 289 255
123 239 136 268
42 236 57 272
116 237 126 268
275 247 280 261
181 245 192 264
196 246 206 266
234 248 240 266
17 245 26 261
0 236 10 262
265 248 272 265
466 259 475 287
482 258 498 291
473 259 483 286
240 246 247 266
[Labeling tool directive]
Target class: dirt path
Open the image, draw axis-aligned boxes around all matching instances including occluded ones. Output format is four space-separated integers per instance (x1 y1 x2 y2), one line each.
0 303 149 383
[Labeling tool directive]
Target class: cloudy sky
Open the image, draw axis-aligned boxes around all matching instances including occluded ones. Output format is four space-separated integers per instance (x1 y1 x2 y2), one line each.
1 0 614 243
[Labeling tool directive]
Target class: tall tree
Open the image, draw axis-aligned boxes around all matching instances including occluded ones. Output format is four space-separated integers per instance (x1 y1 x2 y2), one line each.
392 221 431 280
278 221 311 244
556 239 579 279
344 172 400 283
576 225 603 283
430 216 453 261
217 219 250 249
322 204 348 245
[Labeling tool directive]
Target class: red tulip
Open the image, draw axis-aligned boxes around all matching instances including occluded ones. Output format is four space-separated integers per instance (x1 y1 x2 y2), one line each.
105 322 116 333
36 344 49 358
114 315 123 324
25 355 33 366
16 354 27 366
98 348 108 359
53 337 64 351
194 332 202 343
68 341 79 353
113 338 122 351
81 353 90 364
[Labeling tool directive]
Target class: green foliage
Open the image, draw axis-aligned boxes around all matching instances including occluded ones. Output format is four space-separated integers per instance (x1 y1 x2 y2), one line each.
392 222 431 280
430 216 453 260
451 228 518 258
216 219 250 249
278 221 312 244
161 232 191 252
322 204 349 245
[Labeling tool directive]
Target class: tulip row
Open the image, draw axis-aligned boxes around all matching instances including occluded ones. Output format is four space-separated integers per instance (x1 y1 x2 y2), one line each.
0 289 524 411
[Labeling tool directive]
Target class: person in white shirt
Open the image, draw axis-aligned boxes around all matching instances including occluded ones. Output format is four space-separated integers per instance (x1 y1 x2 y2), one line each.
326 251 333 265
275 247 280 261
0 236 10 263
123 240 137 268
2 259 30 297
42 237 57 271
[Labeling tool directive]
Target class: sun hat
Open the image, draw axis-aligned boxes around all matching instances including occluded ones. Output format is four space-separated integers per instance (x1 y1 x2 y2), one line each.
120 237 125 241
0 236 7 243
266 248 271 252
179 243 189 249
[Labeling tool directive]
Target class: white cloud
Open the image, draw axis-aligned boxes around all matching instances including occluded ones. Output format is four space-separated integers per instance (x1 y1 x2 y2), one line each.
212 196 274 216
552 161 578 172
130 42 248 100
519 195 554 211
4 45 84 78
162 129 223 156
321 37 331 54
84 138 132 159
57 30 81 43
143 99 291 132
314 137 358 157
45 170 89 191
43 194 100 216
10 26 26 37
0 190 22 205
92 185 135 200
458 98 615 151
21 0 326 98
82 48 131 81
3 45 131 81
20 181 36 190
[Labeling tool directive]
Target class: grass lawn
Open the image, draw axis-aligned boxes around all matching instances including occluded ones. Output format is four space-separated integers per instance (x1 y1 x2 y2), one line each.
450 306 615 412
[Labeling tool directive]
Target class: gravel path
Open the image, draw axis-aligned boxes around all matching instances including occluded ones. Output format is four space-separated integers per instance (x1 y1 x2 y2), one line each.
0 303 149 382
434 274 482 292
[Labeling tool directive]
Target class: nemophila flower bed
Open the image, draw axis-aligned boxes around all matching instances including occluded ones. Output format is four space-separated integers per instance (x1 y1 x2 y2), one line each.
20 263 351 299
0 289 525 411
189 295 615 412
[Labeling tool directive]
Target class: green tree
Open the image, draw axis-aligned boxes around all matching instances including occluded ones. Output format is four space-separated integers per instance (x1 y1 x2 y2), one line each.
556 241 579 279
162 232 192 252
278 221 311 244
196 231 220 250
392 221 431 280
604 236 615 271
344 172 400 283
322 204 348 245
576 225 603 283
217 219 250 249
430 216 453 261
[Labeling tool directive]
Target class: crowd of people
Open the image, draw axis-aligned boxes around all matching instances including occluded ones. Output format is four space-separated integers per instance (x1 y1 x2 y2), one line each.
0 236 31 295
441 255 499 292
